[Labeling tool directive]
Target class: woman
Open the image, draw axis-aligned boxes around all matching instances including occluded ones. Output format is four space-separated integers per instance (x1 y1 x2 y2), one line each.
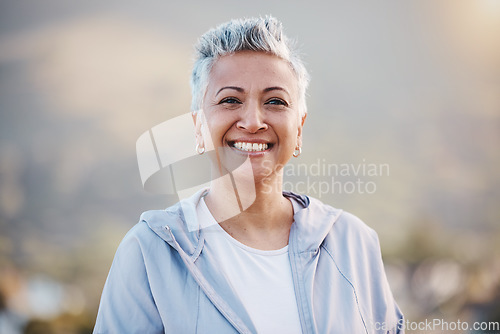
94 16 404 334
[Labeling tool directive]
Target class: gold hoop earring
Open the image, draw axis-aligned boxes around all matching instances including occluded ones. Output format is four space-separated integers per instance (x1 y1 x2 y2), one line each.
293 146 301 157
196 143 205 155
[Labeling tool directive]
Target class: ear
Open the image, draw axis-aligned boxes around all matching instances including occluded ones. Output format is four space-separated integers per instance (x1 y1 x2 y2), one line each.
297 113 307 147
192 111 204 146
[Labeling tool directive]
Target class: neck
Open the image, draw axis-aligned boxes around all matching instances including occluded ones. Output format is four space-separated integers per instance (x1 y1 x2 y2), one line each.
204 167 294 250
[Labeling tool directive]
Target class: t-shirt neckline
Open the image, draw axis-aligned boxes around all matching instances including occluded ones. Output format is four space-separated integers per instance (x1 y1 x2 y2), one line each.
199 197 295 256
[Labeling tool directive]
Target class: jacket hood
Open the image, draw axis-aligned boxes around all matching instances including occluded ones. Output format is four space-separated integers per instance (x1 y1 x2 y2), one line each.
140 188 343 257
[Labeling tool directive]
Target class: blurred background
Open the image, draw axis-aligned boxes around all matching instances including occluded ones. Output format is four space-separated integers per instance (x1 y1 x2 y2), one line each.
0 0 499 333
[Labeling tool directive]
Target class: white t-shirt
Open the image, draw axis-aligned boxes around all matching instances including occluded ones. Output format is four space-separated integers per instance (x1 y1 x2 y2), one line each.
197 197 302 334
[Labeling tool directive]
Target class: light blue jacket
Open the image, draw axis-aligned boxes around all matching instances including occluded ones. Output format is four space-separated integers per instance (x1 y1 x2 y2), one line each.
94 190 404 333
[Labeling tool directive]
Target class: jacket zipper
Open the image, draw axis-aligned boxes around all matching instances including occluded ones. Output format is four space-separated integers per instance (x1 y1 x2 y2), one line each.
289 225 316 334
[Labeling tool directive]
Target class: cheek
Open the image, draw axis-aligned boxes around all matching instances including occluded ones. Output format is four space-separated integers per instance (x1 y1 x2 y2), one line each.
203 115 233 149
279 129 298 152
284 122 300 141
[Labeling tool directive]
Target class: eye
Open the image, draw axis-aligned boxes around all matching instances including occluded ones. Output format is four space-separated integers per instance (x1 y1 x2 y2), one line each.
219 97 242 104
265 98 288 106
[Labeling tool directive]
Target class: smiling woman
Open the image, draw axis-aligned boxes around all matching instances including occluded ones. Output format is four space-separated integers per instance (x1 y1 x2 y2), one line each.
93 16 404 334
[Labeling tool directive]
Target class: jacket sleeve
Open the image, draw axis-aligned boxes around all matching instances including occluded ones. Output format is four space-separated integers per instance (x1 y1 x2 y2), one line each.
93 224 164 334
359 222 405 334
328 211 405 334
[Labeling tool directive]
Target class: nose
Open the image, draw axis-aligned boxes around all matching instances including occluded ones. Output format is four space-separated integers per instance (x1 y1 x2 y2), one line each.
236 103 268 133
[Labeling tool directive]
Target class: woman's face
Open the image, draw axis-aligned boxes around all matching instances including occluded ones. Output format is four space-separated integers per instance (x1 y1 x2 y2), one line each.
196 51 306 183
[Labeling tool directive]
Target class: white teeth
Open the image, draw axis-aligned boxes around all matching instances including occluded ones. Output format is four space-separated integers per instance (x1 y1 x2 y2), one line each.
232 141 269 152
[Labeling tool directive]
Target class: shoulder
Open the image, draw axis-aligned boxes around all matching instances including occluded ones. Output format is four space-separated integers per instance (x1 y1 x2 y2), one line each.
314 200 381 269
116 201 201 262
329 209 380 251
111 218 170 272
296 193 378 249
293 193 378 249
118 210 173 248
300 195 384 282
321 208 384 284
113 205 186 266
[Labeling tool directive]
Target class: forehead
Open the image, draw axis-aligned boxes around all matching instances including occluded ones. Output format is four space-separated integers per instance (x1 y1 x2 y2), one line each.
207 51 298 94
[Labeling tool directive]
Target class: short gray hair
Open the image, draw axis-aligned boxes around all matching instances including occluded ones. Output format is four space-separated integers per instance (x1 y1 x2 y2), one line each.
190 16 310 117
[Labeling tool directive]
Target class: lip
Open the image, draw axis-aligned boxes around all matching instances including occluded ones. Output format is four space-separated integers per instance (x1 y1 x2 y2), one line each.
229 138 271 144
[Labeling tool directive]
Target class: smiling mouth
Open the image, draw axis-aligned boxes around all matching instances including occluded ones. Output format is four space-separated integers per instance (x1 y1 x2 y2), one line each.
231 141 271 152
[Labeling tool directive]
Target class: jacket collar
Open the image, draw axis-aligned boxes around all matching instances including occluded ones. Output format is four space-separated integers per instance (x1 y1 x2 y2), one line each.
141 188 343 258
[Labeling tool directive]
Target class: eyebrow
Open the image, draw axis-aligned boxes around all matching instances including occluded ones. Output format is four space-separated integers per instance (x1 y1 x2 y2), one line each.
216 86 244 96
263 86 288 94
215 86 289 96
